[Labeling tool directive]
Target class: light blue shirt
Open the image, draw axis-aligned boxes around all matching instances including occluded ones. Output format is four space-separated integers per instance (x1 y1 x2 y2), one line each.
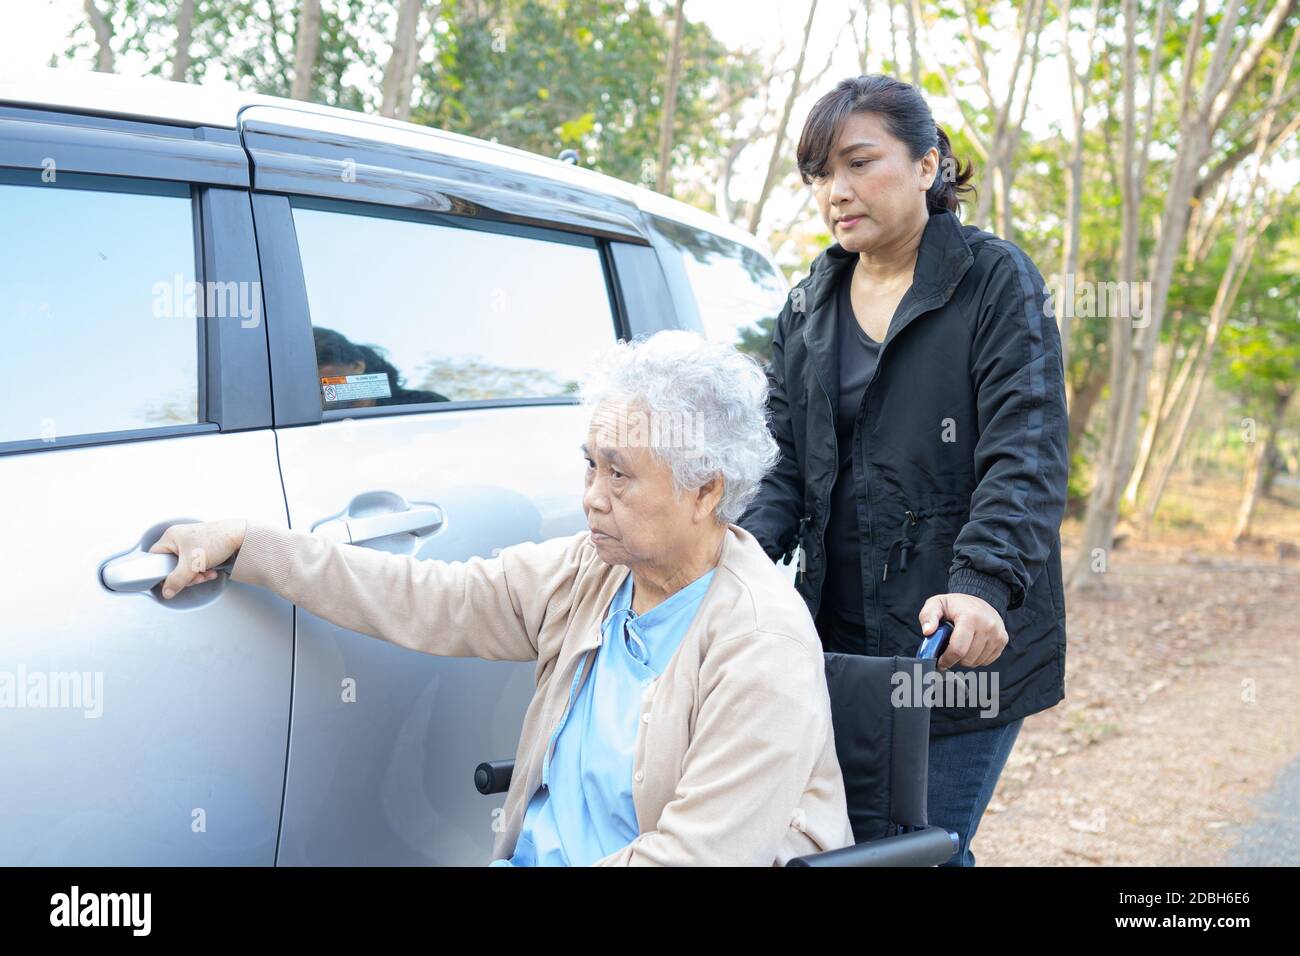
490 566 716 866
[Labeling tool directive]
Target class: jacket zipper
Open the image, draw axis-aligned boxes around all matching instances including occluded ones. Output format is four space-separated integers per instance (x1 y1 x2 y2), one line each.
845 295 932 637
857 359 885 645
805 273 949 638
804 356 837 600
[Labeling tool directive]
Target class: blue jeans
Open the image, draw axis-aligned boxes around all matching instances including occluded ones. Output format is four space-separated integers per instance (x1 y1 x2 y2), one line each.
926 717 1024 866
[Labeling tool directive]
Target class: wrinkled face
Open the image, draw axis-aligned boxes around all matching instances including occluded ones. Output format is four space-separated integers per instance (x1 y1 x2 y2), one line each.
808 111 938 254
581 398 711 568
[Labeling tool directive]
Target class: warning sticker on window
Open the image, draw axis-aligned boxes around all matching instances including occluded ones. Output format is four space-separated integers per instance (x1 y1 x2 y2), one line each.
320 372 392 402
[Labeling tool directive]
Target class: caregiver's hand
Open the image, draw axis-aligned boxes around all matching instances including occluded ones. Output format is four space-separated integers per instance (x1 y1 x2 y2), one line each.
148 519 248 599
919 593 1008 671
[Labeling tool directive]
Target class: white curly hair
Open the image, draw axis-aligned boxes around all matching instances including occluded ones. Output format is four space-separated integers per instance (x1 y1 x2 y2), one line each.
578 330 780 524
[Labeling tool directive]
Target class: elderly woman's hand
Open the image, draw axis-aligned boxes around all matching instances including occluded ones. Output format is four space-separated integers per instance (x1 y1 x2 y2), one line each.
148 519 248 599
918 593 1008 670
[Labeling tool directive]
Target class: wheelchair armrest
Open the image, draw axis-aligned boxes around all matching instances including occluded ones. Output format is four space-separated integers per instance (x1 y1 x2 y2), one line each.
785 826 958 867
474 759 515 795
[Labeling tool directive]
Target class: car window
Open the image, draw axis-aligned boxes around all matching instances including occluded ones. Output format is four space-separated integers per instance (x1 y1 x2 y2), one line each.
651 216 787 359
290 201 619 410
0 172 199 445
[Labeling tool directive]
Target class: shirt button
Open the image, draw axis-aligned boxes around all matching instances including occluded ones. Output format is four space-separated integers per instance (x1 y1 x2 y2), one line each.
634 770 644 783
641 713 651 724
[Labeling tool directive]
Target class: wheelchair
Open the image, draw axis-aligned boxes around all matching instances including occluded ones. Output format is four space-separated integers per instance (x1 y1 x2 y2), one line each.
474 626 960 866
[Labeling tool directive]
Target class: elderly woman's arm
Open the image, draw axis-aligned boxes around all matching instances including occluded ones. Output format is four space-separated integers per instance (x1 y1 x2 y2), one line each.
591 629 829 866
155 519 586 662
233 522 590 661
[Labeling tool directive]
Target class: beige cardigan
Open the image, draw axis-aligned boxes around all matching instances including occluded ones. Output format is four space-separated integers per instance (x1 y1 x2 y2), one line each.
230 519 855 866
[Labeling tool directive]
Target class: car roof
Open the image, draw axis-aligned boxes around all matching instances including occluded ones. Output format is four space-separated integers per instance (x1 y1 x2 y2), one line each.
0 67 773 260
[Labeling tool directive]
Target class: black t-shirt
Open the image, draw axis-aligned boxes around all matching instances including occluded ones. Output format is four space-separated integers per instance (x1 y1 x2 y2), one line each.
818 263 883 639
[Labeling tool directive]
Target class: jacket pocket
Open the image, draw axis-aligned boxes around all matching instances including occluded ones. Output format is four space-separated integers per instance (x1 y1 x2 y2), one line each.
878 501 969 582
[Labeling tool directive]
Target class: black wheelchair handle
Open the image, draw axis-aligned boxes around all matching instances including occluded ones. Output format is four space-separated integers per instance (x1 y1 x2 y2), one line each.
916 619 954 661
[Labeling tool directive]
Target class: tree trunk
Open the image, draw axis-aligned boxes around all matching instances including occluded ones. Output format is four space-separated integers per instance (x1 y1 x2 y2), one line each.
171 0 194 82
1124 331 1177 506
748 0 819 235
1232 390 1292 544
857 0 870 74
1135 315 1204 491
888 0 898 70
905 0 920 87
84 0 115 73
291 0 323 102
1232 434 1269 546
1139 204 1274 528
1056 0 1102 375
1261 444 1284 498
656 0 687 195
1069 0 1145 588
381 0 424 120
1067 366 1106 464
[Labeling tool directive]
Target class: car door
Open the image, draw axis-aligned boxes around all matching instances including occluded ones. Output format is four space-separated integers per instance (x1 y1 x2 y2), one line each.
241 107 671 864
0 107 292 864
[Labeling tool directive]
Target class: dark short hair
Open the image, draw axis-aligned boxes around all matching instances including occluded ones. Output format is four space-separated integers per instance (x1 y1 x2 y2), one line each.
796 74 976 215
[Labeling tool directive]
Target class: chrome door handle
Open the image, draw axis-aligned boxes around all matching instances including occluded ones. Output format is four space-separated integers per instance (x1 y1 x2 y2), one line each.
312 504 444 545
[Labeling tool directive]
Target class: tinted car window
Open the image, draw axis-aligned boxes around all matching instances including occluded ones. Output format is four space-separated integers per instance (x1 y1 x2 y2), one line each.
652 216 786 360
0 172 199 445
291 202 618 410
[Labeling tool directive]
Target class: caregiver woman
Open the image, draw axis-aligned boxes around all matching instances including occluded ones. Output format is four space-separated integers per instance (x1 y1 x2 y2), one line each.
739 75 1070 867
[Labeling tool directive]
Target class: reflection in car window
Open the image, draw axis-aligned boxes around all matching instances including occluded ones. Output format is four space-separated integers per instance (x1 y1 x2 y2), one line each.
652 216 787 363
0 174 199 445
291 203 618 409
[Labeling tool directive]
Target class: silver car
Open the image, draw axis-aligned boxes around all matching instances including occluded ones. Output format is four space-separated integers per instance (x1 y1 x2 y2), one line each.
0 68 793 865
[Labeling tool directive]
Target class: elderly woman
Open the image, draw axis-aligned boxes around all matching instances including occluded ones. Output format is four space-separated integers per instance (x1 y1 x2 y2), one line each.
150 330 854 867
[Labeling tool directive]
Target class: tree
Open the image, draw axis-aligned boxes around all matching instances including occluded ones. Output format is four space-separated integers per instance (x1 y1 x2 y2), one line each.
916 0 1052 239
172 0 195 80
380 0 424 119
655 0 686 194
84 0 115 72
1216 212 1300 543
292 0 323 101
747 0 820 235
417 0 763 189
1067 0 1298 591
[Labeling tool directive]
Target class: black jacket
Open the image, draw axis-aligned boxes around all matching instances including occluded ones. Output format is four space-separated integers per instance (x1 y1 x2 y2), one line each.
738 208 1069 736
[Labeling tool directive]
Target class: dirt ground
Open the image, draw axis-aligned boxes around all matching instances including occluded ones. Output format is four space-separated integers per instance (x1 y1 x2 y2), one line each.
975 471 1300 866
